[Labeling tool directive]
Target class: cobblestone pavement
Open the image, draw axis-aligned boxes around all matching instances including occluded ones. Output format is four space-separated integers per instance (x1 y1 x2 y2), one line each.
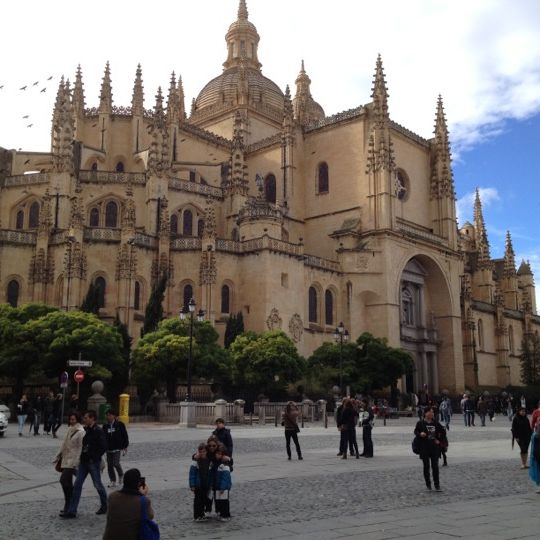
0 418 537 540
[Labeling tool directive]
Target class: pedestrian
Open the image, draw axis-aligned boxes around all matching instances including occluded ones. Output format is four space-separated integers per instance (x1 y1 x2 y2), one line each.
190 443 212 521
212 444 232 521
336 400 346 456
348 400 360 458
282 401 303 460
414 407 447 491
60 410 108 518
337 399 357 459
529 422 540 494
17 394 29 437
212 418 233 457
103 410 129 488
439 396 452 430
55 412 85 515
506 396 514 422
44 391 55 435
487 397 495 422
463 394 474 427
52 393 63 438
531 401 540 431
477 396 488 427
512 406 533 469
32 395 44 436
359 399 375 457
103 468 154 540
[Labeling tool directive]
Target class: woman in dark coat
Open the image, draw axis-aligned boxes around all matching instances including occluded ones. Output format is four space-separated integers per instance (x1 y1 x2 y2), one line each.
338 399 357 460
282 402 302 460
511 406 533 469
414 407 447 491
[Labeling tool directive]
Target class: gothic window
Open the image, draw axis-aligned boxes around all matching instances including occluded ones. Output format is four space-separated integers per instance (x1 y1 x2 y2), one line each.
134 281 141 310
183 284 193 311
395 170 409 201
183 210 193 236
264 174 277 204
221 163 230 185
221 284 230 314
89 208 100 227
197 219 204 238
7 279 19 307
231 228 239 241
308 286 318 323
115 162 125 173
105 201 118 228
95 277 106 308
478 319 484 350
318 162 329 194
189 171 196 183
508 325 514 354
16 210 24 229
325 289 334 325
28 201 40 228
91 162 98 171
170 214 178 235
401 286 414 326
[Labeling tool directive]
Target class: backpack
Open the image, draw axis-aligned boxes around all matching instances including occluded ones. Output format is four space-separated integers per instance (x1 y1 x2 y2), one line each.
140 496 160 540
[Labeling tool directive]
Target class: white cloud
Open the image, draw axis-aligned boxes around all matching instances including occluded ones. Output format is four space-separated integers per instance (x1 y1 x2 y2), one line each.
456 187 501 226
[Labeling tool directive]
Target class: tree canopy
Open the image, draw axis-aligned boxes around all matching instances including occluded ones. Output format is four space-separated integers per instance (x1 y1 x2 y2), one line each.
142 274 167 336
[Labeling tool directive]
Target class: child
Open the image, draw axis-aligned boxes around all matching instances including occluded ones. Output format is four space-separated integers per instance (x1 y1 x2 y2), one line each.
213 443 232 521
189 443 211 522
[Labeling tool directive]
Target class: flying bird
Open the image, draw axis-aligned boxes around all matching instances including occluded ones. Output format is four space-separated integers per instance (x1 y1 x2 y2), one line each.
40 88 46 93
20 85 27 90
22 115 29 119
47 75 53 80
27 124 33 128
33 81 39 86
24 159 30 164
92 123 97 127
0 85 4 89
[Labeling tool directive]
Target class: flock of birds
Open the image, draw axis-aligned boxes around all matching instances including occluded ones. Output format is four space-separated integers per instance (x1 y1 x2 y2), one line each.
0 75 55 129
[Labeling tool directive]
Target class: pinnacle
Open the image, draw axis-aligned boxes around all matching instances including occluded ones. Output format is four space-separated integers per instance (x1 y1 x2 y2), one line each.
238 0 248 20
371 54 389 121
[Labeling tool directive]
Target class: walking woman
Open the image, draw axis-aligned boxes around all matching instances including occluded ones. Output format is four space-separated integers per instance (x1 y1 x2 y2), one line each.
282 402 303 460
511 406 533 469
414 407 447 491
338 399 357 459
55 412 85 515
17 394 29 437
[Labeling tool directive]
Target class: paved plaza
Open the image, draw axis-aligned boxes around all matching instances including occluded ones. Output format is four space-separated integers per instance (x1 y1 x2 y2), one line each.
0 416 539 540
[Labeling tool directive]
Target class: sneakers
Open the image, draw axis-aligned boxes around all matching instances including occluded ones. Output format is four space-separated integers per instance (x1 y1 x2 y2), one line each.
108 481 117 488
195 516 207 522
219 516 231 522
118 475 123 485
59 512 76 519
435 486 442 492
96 507 107 515
298 456 303 460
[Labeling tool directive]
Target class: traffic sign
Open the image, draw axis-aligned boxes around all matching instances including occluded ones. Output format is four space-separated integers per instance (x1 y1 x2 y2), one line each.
68 360 93 367
74 369 85 383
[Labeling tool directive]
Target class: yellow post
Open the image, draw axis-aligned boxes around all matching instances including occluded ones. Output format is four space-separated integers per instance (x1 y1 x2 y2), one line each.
119 393 130 425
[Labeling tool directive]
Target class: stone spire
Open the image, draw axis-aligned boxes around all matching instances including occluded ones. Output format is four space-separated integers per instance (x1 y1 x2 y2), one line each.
503 230 516 277
72 65 85 117
38 189 53 237
238 0 248 19
52 78 75 174
371 54 389 126
131 64 144 116
283 84 293 129
52 76 65 130
293 60 325 126
99 61 113 114
167 71 184 124
177 75 186 121
227 111 248 195
147 87 169 176
430 95 455 200
474 188 491 267
518 259 533 276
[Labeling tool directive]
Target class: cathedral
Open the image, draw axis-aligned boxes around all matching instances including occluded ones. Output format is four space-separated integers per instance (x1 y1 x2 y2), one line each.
0 1 538 394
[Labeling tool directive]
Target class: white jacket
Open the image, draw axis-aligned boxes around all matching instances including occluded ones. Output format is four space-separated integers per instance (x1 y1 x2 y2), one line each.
57 423 85 469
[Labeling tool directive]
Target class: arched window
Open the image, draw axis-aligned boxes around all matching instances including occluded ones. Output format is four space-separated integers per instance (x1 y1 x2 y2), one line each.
7 280 19 307
94 277 106 309
183 210 193 236
478 319 484 350
325 289 334 325
91 162 98 171
105 201 118 228
183 284 193 311
170 214 178 235
28 201 40 228
508 325 514 354
134 281 141 310
197 219 204 238
318 162 329 193
115 162 124 173
308 286 318 323
16 210 24 229
189 171 196 183
221 285 230 314
89 208 100 227
402 287 414 326
264 174 276 204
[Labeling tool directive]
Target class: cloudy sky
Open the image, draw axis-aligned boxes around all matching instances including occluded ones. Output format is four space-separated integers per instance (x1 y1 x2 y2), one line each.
0 0 539 305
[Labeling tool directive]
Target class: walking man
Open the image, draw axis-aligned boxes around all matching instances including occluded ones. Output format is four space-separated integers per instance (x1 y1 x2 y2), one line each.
103 410 129 488
61 410 108 518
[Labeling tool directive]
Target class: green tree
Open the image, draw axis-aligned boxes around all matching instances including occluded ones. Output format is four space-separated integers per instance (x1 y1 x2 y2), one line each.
520 333 540 385
0 303 59 397
230 330 305 399
132 318 232 402
142 273 167 335
224 311 245 348
80 282 100 314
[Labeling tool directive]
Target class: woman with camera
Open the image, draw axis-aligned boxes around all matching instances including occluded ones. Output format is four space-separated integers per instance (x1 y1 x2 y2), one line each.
282 401 303 460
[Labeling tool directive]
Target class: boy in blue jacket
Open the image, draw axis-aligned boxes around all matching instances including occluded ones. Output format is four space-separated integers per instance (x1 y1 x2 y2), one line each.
189 443 211 521
213 444 232 521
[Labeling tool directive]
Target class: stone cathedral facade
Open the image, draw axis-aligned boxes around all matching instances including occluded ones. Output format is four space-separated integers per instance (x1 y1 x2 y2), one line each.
0 1 538 393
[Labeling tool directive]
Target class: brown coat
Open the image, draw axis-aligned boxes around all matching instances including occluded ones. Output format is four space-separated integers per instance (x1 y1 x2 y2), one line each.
282 407 299 430
102 491 154 540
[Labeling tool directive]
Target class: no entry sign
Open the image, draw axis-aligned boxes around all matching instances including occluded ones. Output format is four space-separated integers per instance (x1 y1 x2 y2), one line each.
74 369 85 384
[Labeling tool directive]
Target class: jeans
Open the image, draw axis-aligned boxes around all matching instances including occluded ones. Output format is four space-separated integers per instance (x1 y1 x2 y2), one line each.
422 453 440 488
339 429 349 455
349 427 359 456
106 451 123 483
67 460 107 514
33 412 41 434
479 413 486 426
193 486 209 519
285 430 302 458
60 468 76 511
362 425 373 456
17 415 27 434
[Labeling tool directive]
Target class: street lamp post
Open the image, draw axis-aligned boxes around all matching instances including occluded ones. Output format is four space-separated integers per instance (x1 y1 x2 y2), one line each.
179 298 205 402
334 322 349 396
65 229 76 311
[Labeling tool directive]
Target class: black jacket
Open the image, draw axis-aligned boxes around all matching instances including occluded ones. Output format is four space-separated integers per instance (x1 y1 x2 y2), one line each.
341 407 357 429
212 427 233 456
414 420 447 458
80 423 107 464
511 414 533 442
103 420 129 451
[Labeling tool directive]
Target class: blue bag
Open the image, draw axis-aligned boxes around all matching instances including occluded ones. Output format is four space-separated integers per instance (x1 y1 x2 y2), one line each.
140 495 160 540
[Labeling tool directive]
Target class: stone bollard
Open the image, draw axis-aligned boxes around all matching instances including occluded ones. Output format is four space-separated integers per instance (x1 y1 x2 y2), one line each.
214 399 227 422
233 399 245 423
87 381 107 420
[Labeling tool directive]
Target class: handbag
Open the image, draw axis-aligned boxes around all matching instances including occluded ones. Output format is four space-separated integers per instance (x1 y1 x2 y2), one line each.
140 495 160 540
411 436 421 455
54 457 62 473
